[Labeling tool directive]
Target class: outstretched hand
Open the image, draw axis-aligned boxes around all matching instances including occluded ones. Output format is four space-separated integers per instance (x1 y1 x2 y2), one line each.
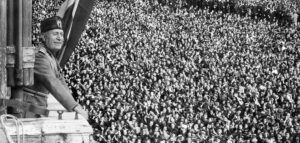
73 105 89 120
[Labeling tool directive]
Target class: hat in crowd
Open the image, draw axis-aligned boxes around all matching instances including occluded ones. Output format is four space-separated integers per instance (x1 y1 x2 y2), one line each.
40 16 63 33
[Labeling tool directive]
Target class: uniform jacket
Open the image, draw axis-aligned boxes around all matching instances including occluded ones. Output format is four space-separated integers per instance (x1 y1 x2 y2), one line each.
23 44 78 116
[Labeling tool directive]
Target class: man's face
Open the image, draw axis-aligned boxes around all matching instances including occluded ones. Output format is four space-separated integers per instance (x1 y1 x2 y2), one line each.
42 29 64 52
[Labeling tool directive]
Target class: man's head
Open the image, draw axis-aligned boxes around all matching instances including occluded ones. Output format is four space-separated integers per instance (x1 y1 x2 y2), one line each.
40 16 64 53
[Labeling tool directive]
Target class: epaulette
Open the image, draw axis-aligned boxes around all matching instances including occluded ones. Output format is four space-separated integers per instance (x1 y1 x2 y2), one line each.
35 46 47 54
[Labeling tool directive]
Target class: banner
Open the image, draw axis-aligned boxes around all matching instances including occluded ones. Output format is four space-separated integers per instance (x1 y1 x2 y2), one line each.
56 0 96 67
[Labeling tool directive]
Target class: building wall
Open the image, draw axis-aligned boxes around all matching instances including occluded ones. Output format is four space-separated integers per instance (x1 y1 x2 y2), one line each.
0 0 8 99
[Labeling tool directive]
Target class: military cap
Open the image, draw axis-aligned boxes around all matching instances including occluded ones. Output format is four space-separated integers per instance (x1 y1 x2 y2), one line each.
40 16 63 33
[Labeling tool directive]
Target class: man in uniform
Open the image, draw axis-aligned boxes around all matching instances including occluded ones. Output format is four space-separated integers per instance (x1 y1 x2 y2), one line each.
22 16 88 119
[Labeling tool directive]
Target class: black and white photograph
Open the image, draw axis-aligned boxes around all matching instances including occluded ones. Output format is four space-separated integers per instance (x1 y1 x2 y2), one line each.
0 0 300 142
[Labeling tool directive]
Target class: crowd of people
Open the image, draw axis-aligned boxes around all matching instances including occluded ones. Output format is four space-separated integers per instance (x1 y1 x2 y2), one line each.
33 0 300 142
179 0 299 26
